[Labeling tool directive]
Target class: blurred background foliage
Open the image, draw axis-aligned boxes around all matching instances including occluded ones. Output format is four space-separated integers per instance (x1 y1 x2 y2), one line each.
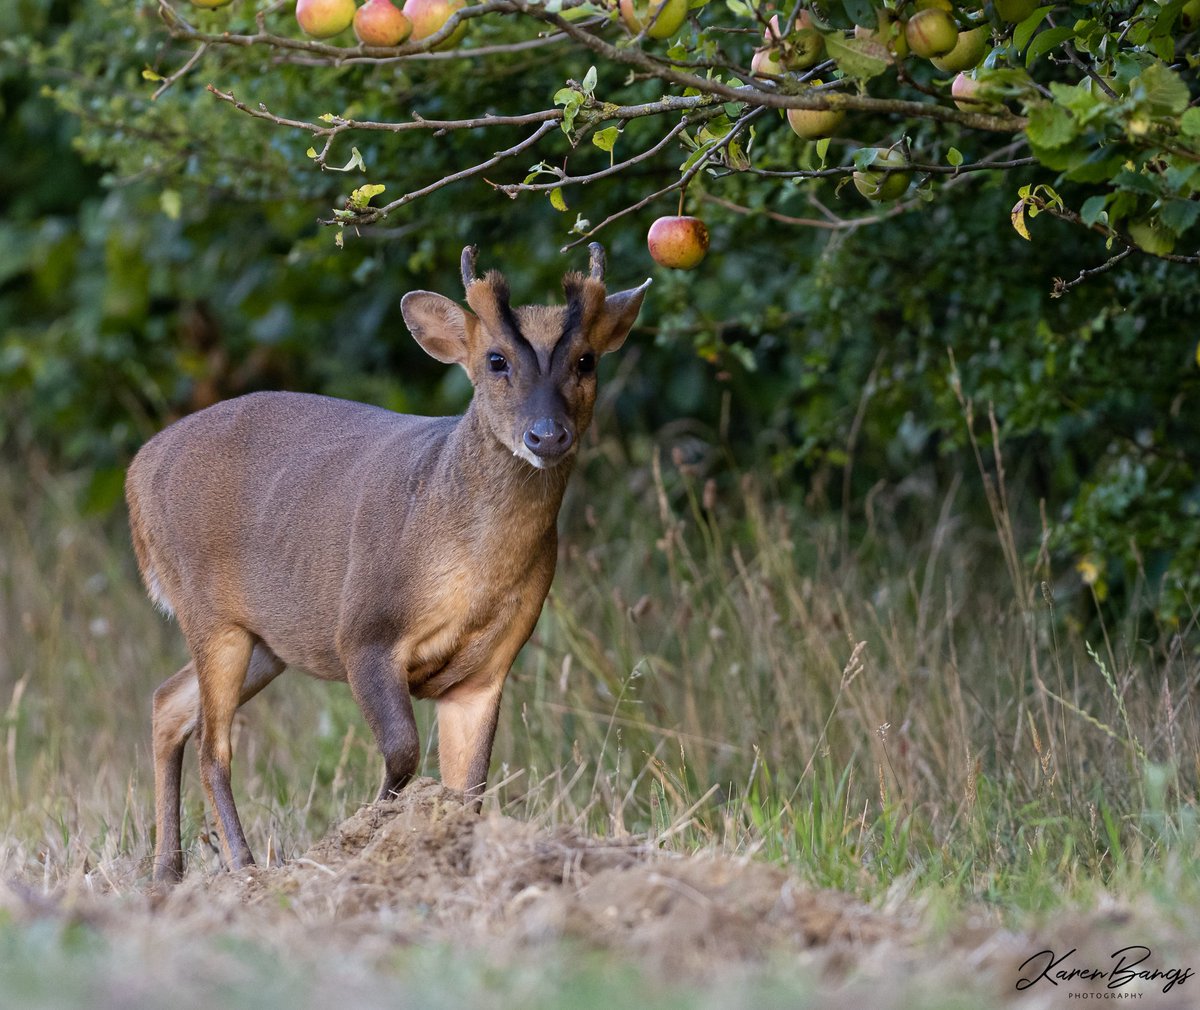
1 0 1198 625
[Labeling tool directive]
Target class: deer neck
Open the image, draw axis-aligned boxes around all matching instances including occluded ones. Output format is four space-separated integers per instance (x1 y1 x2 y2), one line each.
442 401 573 541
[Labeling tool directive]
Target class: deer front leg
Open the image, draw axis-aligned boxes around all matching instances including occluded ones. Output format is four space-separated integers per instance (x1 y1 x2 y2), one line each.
436 675 505 806
344 643 420 801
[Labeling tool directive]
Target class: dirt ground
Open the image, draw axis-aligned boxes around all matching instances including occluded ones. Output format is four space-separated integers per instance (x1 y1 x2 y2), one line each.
4 779 1197 1009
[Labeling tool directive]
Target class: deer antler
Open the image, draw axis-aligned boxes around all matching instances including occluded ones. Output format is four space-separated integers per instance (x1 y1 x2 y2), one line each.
461 245 480 291
587 243 606 283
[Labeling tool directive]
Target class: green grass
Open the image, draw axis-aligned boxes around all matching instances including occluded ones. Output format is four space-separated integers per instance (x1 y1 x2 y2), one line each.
1 436 1199 1004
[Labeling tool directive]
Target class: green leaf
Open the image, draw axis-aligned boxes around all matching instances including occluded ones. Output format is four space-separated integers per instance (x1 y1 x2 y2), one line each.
723 102 744 118
1079 194 1108 228
554 87 584 135
815 137 830 168
1181 107 1200 137
1158 199 1200 235
1138 62 1190 117
1013 6 1053 52
349 183 386 210
327 147 366 173
824 33 890 82
842 0 875 25
1025 26 1074 68
549 187 567 212
1111 169 1160 196
946 147 963 168
1025 102 1076 149
319 113 337 123
582 65 597 96
592 126 620 154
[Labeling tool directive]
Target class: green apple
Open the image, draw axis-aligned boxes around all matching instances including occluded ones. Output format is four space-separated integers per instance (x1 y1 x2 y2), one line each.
787 104 844 139
906 8 959 59
647 216 710 269
295 0 356 38
931 25 987 72
993 0 1039 24
852 148 913 201
619 0 688 39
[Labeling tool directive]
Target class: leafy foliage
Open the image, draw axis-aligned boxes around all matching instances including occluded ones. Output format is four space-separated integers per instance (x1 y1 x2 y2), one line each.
1 0 1199 620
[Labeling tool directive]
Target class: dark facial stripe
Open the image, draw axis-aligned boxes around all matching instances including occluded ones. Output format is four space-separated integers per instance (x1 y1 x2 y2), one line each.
496 298 538 367
549 288 584 372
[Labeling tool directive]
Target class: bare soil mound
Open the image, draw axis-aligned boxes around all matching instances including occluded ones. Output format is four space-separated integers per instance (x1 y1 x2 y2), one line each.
159 778 908 975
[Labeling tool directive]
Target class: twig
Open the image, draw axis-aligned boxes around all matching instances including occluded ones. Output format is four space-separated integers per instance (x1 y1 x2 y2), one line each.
152 42 208 100
493 116 694 195
1047 15 1119 101
333 119 560 225
559 106 766 251
698 190 917 230
1051 245 1136 297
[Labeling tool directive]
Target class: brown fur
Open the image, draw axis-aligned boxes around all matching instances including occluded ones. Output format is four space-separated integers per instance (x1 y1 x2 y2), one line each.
127 250 650 883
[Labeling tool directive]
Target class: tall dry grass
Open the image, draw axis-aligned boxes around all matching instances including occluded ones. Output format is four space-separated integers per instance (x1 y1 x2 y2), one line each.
1 420 1197 910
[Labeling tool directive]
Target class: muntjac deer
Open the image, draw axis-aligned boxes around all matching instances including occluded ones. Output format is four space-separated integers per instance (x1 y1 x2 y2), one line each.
126 245 650 883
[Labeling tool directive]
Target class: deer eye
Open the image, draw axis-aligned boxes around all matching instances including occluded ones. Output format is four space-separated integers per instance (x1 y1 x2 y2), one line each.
578 352 597 375
487 352 509 373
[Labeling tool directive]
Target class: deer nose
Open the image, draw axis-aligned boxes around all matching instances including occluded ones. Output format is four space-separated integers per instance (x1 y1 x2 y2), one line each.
523 417 573 458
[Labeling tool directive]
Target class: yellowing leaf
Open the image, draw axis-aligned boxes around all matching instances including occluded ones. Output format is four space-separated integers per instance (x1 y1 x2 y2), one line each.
142 67 163 82
1010 199 1031 240
160 189 182 221
549 187 567 212
349 183 386 210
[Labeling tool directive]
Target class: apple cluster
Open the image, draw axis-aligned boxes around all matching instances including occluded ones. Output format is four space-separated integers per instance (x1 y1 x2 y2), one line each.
191 0 467 47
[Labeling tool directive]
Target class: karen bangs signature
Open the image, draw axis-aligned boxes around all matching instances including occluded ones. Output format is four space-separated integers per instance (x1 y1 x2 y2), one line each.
1017 946 1194 995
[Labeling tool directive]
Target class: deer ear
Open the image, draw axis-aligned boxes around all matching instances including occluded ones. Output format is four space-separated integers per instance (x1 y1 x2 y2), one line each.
401 291 476 365
593 278 651 355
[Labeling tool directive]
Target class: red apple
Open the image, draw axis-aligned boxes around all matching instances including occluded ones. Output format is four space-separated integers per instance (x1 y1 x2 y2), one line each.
931 25 987 72
647 216 710 269
296 0 356 38
619 0 688 39
761 12 823 69
905 8 958 59
403 0 468 46
951 71 1001 112
751 47 786 77
355 0 413 44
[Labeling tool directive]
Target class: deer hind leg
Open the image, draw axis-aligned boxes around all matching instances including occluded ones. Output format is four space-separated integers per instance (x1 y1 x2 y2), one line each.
152 661 201 883
152 642 286 883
